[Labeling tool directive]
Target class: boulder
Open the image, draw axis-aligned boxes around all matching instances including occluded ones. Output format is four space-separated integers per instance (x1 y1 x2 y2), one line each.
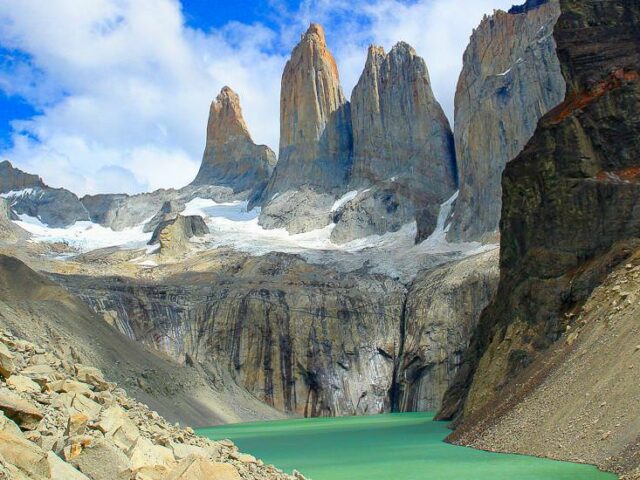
7 375 41 394
47 451 90 480
0 343 15 378
0 387 43 430
0 430 49 479
166 455 241 480
71 439 133 480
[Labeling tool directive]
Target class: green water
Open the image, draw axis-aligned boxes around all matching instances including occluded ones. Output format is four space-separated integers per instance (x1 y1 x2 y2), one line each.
198 412 617 480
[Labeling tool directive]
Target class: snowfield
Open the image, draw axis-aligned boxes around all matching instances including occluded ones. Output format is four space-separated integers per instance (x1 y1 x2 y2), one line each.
11 191 496 282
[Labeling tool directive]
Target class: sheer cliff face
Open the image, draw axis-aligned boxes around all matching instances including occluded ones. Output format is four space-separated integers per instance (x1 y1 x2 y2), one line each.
350 43 456 198
447 0 565 242
331 43 456 244
264 24 352 198
438 0 640 422
191 87 276 194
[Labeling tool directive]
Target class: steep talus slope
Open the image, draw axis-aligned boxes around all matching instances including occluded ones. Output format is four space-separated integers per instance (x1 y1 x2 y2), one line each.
447 0 565 242
438 0 640 474
0 255 285 427
333 43 457 244
191 86 276 200
0 199 28 244
451 252 640 478
0 331 298 479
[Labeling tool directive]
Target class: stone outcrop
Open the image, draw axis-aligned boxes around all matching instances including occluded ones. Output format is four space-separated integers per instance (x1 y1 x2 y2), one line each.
0 330 299 480
447 0 565 242
0 161 90 228
191 87 276 198
334 43 456 243
393 249 498 413
261 24 352 206
438 0 640 428
148 214 209 257
0 160 45 193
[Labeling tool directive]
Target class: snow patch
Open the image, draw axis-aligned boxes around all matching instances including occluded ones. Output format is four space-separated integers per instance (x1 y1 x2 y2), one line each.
331 190 359 212
14 215 151 252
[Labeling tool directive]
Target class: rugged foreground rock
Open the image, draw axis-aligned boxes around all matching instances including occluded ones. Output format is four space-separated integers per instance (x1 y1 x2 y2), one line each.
447 0 565 242
0 331 299 479
191 86 276 200
439 0 640 476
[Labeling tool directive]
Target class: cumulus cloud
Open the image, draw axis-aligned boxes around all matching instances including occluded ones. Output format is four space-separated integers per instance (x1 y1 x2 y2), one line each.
0 0 514 195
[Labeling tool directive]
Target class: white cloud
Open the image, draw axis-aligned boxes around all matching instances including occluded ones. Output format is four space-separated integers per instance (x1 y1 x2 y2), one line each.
0 0 514 195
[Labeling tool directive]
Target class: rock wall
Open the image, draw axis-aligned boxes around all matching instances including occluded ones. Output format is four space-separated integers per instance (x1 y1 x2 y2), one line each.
56 249 499 419
438 0 640 423
0 160 45 193
447 0 565 242
191 87 276 198
332 43 457 244
394 249 498 413
58 254 405 418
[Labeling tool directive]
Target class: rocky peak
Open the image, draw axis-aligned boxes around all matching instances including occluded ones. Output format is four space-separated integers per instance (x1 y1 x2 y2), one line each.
261 22 352 200
206 86 251 145
191 86 276 195
335 39 456 243
0 160 45 194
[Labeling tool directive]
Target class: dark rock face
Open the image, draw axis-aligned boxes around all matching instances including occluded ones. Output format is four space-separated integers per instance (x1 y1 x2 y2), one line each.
81 193 129 225
438 0 640 422
0 161 45 193
6 187 89 228
0 161 89 228
447 1 565 242
332 43 456 244
191 87 276 196
261 24 353 202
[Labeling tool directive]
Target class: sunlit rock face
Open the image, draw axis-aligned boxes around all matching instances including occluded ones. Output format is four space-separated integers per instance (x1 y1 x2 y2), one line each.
261 24 353 206
447 0 565 242
192 86 276 198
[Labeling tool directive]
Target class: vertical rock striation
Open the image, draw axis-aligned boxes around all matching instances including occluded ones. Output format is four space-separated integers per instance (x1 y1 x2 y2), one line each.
261 24 352 200
447 0 565 242
438 0 640 423
331 43 457 244
191 86 276 197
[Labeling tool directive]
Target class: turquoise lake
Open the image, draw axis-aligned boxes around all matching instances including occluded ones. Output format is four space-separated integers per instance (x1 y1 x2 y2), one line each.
198 412 617 480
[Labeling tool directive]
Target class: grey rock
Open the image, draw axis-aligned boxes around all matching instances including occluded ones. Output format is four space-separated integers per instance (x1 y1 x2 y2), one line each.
0 160 45 193
447 0 565 242
6 187 90 228
258 188 335 234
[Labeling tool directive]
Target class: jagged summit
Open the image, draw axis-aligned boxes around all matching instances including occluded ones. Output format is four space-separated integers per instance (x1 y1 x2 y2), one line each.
206 86 252 144
261 22 352 199
191 86 276 194
0 160 45 193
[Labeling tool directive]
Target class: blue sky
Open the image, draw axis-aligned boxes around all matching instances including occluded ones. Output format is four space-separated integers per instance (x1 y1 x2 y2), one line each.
0 0 514 195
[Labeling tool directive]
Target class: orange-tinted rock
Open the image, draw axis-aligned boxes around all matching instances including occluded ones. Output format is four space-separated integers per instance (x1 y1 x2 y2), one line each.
191 87 276 195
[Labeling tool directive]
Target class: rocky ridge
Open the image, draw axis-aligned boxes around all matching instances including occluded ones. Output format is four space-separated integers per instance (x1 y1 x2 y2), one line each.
447 0 565 242
0 330 300 480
